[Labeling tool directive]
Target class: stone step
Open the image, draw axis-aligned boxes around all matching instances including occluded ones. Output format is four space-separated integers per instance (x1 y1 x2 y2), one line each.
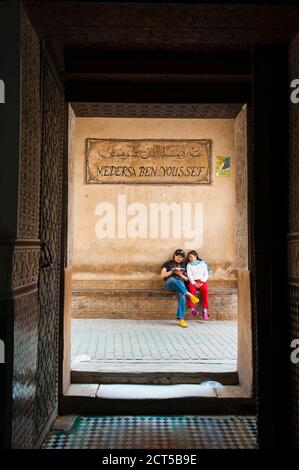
71 362 239 385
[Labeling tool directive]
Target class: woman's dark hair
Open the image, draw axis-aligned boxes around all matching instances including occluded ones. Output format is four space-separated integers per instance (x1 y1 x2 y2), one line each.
187 250 202 262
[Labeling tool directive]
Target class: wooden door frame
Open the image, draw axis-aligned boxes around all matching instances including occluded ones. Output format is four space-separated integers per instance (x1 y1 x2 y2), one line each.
58 45 292 449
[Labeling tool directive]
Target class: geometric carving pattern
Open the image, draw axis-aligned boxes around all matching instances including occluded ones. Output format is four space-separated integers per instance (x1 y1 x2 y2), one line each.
289 34 299 233
67 105 75 267
25 3 299 55
18 11 41 239
245 104 258 402
35 53 65 437
9 11 42 449
12 290 39 449
12 246 40 290
8 10 64 449
72 102 243 119
0 243 40 293
234 104 248 270
288 236 299 283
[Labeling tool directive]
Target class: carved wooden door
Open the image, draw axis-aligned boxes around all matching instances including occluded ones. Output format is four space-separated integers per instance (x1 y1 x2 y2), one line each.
35 50 65 435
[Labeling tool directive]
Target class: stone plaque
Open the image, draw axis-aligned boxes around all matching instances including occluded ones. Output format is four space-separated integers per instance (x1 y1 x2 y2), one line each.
86 138 212 184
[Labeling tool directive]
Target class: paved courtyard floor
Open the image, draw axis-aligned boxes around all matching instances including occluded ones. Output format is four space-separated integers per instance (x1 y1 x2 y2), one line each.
71 319 237 373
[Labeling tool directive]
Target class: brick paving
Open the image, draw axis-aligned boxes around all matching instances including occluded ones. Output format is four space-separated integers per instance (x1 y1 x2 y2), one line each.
72 319 237 365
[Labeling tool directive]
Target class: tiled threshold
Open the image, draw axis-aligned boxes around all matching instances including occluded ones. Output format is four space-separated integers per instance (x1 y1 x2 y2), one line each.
65 383 250 399
45 414 257 449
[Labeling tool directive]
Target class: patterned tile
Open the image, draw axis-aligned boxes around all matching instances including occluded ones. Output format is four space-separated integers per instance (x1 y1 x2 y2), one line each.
43 415 257 449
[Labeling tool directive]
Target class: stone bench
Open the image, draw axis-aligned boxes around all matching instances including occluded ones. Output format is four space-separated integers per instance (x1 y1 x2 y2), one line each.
71 278 238 321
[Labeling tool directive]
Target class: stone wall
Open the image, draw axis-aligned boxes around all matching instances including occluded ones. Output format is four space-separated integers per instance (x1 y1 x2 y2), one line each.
72 118 236 283
71 279 238 320
71 117 239 318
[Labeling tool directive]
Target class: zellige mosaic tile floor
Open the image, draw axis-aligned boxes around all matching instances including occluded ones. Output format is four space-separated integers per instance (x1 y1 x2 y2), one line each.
43 415 257 449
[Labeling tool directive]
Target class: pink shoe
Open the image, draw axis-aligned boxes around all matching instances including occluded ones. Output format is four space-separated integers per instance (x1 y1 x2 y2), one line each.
191 308 199 316
202 309 209 320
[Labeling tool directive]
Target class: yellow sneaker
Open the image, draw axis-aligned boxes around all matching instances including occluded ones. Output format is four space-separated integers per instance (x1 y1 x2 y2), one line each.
189 294 199 304
178 319 188 328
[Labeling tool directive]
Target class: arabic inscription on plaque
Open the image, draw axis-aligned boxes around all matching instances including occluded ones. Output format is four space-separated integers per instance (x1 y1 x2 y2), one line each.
86 138 212 184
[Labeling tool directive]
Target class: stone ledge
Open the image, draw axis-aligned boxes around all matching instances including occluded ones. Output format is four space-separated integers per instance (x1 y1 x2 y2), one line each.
72 278 238 290
72 277 238 320
72 287 238 295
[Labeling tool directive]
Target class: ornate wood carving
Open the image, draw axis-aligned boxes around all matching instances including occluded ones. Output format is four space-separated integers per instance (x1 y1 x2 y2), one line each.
234 105 248 270
35 51 65 437
12 246 40 290
25 3 299 53
288 234 299 284
67 104 75 267
18 10 41 239
0 241 40 294
8 10 42 450
72 102 242 119
12 290 39 449
290 33 299 234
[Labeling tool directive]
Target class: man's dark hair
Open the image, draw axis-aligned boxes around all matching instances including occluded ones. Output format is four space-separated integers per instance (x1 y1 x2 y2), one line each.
173 249 185 260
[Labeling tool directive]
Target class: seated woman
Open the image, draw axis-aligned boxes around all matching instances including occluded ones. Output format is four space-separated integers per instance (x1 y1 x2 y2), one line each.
186 250 209 320
160 248 199 328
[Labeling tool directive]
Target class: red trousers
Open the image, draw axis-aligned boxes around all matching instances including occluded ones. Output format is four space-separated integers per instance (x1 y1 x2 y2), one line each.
187 280 209 309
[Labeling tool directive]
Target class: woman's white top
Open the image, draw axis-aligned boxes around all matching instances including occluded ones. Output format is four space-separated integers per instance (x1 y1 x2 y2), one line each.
186 261 209 284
